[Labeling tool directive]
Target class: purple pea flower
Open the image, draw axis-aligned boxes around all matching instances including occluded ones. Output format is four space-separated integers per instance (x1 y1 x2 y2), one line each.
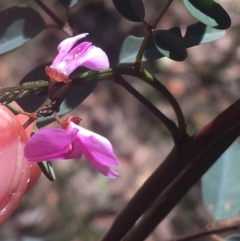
24 121 119 178
45 33 109 83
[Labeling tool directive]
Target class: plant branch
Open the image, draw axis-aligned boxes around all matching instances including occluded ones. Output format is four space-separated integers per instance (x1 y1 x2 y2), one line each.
135 0 174 64
123 119 240 241
114 75 180 142
34 0 64 27
0 80 49 104
165 223 240 241
100 97 240 241
72 67 186 141
152 0 174 27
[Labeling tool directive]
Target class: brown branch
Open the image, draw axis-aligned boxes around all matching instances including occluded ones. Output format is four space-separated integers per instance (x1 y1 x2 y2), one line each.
114 76 181 142
100 98 240 241
34 0 64 27
166 223 240 241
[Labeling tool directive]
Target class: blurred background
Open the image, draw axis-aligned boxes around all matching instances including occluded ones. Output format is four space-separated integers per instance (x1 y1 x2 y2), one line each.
0 0 240 240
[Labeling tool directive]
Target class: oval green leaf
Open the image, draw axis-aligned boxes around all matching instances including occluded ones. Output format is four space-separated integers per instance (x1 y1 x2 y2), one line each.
0 7 46 55
119 27 183 63
58 0 80 8
226 235 240 241
202 141 240 220
184 22 225 48
154 30 187 61
119 35 162 63
17 64 49 112
183 0 231 29
112 0 145 22
38 161 57 181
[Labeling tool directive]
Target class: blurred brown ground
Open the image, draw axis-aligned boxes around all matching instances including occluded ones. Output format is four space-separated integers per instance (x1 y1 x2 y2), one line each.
0 0 240 240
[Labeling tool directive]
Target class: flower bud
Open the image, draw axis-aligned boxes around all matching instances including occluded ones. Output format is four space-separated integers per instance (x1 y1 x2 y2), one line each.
0 103 41 225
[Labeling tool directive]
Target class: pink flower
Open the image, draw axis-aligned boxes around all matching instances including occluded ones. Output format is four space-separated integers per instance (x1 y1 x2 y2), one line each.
24 121 119 178
45 33 110 83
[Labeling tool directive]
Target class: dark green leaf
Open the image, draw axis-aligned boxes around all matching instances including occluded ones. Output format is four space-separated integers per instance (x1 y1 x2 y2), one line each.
183 0 231 29
202 141 240 220
119 35 162 63
0 7 46 55
226 235 240 241
119 23 224 63
112 0 145 22
38 161 56 181
154 30 187 61
184 22 225 48
37 79 97 127
119 27 183 63
58 0 80 8
16 64 49 112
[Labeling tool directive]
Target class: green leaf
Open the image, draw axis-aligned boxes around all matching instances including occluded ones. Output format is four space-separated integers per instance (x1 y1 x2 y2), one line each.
112 0 145 22
184 22 225 48
119 23 224 63
154 30 187 61
183 0 231 30
119 27 183 63
17 64 48 112
226 235 240 241
58 0 80 8
119 35 162 63
38 161 56 181
0 7 46 55
37 79 98 127
202 141 240 220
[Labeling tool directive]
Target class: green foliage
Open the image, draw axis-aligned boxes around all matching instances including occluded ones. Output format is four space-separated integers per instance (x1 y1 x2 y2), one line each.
154 30 187 61
183 0 231 29
38 161 57 181
119 23 224 63
183 22 225 48
0 7 45 55
58 0 81 8
0 0 236 239
202 141 240 220
119 35 162 63
112 0 145 22
226 235 240 241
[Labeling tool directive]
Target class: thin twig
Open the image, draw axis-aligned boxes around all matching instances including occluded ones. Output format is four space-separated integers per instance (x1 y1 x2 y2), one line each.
165 223 240 241
114 76 179 141
122 98 240 241
135 0 174 64
34 0 64 27
152 0 174 27
72 68 187 141
100 97 240 241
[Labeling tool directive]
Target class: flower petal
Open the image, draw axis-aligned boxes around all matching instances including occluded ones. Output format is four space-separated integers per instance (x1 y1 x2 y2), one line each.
25 128 79 162
64 139 83 159
66 122 119 177
55 42 92 75
86 161 119 178
63 44 109 74
57 33 88 57
79 45 110 70
72 125 119 167
51 33 89 68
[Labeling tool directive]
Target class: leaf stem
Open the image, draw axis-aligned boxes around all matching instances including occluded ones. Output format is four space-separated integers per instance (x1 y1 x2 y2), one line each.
152 0 174 27
114 76 179 140
34 0 64 27
100 96 240 241
135 0 174 64
165 223 240 241
73 67 186 141
123 122 240 241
